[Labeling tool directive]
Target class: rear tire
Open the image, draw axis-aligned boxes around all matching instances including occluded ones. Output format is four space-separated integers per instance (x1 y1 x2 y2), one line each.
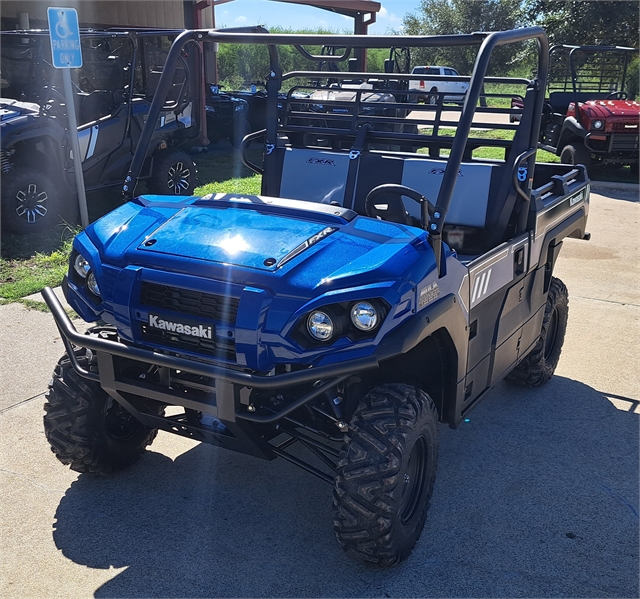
427 87 438 106
44 349 162 475
333 383 438 566
560 142 591 172
506 277 569 387
148 149 196 195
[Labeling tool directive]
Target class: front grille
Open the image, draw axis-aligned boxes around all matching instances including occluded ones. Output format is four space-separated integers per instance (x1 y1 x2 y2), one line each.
140 282 239 324
611 133 639 152
140 324 236 360
612 122 639 132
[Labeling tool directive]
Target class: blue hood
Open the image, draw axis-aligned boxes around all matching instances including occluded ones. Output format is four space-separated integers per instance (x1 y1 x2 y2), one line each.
87 193 434 288
73 193 440 370
138 204 331 271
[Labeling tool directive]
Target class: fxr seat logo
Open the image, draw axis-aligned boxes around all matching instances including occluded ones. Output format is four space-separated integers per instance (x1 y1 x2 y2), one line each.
307 158 337 166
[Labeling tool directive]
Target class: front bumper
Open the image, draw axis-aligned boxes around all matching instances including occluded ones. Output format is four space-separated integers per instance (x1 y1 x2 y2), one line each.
44 283 458 457
43 286 378 420
584 131 639 160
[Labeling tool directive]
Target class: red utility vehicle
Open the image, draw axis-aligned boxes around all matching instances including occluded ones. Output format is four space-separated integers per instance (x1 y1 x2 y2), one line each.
537 45 639 173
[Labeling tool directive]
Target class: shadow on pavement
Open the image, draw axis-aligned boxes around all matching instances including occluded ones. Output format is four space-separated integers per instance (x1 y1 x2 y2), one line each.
52 376 638 598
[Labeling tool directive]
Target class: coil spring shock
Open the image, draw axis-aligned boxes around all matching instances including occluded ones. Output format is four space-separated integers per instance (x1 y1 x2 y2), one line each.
1 149 12 174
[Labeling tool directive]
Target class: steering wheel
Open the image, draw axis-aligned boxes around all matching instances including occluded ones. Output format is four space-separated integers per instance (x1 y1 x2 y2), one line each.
365 184 434 229
38 85 67 117
605 91 627 100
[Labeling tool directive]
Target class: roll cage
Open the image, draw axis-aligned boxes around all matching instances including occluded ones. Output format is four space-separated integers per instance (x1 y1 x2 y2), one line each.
546 44 638 114
125 28 549 274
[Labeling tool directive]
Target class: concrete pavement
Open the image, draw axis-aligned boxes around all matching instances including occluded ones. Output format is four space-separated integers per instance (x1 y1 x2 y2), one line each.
0 189 638 598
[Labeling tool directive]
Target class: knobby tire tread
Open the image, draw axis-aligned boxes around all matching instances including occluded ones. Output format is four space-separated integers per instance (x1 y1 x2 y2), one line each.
333 383 438 566
506 276 568 387
44 351 160 476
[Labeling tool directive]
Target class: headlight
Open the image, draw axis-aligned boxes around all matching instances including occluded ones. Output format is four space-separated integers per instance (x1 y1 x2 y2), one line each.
593 120 603 129
234 103 244 112
307 311 333 341
350 302 378 331
86 271 101 298
73 254 90 279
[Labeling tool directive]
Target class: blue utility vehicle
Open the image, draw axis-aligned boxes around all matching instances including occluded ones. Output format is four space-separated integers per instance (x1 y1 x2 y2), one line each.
42 28 590 566
1 28 204 234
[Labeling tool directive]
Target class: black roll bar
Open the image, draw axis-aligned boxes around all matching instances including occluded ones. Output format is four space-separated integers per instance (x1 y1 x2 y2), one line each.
123 27 549 255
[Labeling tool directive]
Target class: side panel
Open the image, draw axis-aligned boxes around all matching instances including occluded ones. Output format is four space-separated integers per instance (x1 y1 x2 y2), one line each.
78 106 129 187
463 234 544 402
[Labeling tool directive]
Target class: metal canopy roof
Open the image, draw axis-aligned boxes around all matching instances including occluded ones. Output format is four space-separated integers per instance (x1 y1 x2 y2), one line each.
271 0 381 16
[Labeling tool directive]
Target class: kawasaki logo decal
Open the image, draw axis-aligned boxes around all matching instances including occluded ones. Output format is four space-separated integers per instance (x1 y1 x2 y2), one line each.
569 190 585 207
148 314 212 339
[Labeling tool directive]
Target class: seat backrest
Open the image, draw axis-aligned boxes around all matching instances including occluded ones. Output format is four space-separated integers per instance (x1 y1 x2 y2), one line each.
549 91 609 113
399 158 496 228
278 147 351 205
276 147 498 230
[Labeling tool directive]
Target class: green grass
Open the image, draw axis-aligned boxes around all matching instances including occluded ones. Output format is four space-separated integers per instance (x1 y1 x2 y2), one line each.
416 126 561 163
0 238 73 300
194 148 262 196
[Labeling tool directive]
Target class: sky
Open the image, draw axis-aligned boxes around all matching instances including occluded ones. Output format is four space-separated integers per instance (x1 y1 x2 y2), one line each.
213 0 422 34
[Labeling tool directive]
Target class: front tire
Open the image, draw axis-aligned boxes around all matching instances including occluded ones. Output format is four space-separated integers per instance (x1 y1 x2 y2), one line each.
333 383 439 566
148 148 197 195
44 349 162 475
1 168 72 234
506 277 569 387
560 142 591 172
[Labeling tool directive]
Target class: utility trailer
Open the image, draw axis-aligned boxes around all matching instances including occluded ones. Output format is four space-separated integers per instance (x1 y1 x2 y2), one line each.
41 28 590 566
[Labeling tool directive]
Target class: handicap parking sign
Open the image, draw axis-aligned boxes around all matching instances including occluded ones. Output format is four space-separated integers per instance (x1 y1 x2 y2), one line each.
47 7 82 68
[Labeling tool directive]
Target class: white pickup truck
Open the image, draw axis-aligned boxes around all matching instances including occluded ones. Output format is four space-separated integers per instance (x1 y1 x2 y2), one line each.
409 65 469 104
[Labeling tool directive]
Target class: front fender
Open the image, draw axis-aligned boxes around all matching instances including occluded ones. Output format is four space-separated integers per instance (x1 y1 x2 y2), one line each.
557 116 587 153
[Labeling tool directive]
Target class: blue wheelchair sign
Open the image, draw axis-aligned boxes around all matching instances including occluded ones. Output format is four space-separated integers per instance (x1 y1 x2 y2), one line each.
47 7 82 68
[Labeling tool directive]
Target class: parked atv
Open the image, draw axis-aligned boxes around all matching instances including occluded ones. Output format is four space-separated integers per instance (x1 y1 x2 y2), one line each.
42 27 590 566
205 86 250 147
0 28 205 235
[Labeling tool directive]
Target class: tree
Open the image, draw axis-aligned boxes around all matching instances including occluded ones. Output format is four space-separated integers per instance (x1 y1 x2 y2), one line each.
402 0 528 75
525 1 639 48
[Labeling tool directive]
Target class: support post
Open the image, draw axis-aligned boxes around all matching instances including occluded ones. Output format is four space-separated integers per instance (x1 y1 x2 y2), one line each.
61 69 89 228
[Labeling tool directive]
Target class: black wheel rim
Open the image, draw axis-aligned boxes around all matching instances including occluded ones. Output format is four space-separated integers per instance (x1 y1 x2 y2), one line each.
400 436 428 525
166 162 191 194
15 183 48 223
104 397 145 440
544 307 559 361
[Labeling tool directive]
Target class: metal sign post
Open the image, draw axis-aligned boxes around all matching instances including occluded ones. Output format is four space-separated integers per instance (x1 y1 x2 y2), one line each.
47 7 89 228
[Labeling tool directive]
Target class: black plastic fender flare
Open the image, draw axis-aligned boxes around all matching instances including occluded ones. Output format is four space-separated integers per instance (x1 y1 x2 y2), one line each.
557 116 587 153
2 125 69 184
